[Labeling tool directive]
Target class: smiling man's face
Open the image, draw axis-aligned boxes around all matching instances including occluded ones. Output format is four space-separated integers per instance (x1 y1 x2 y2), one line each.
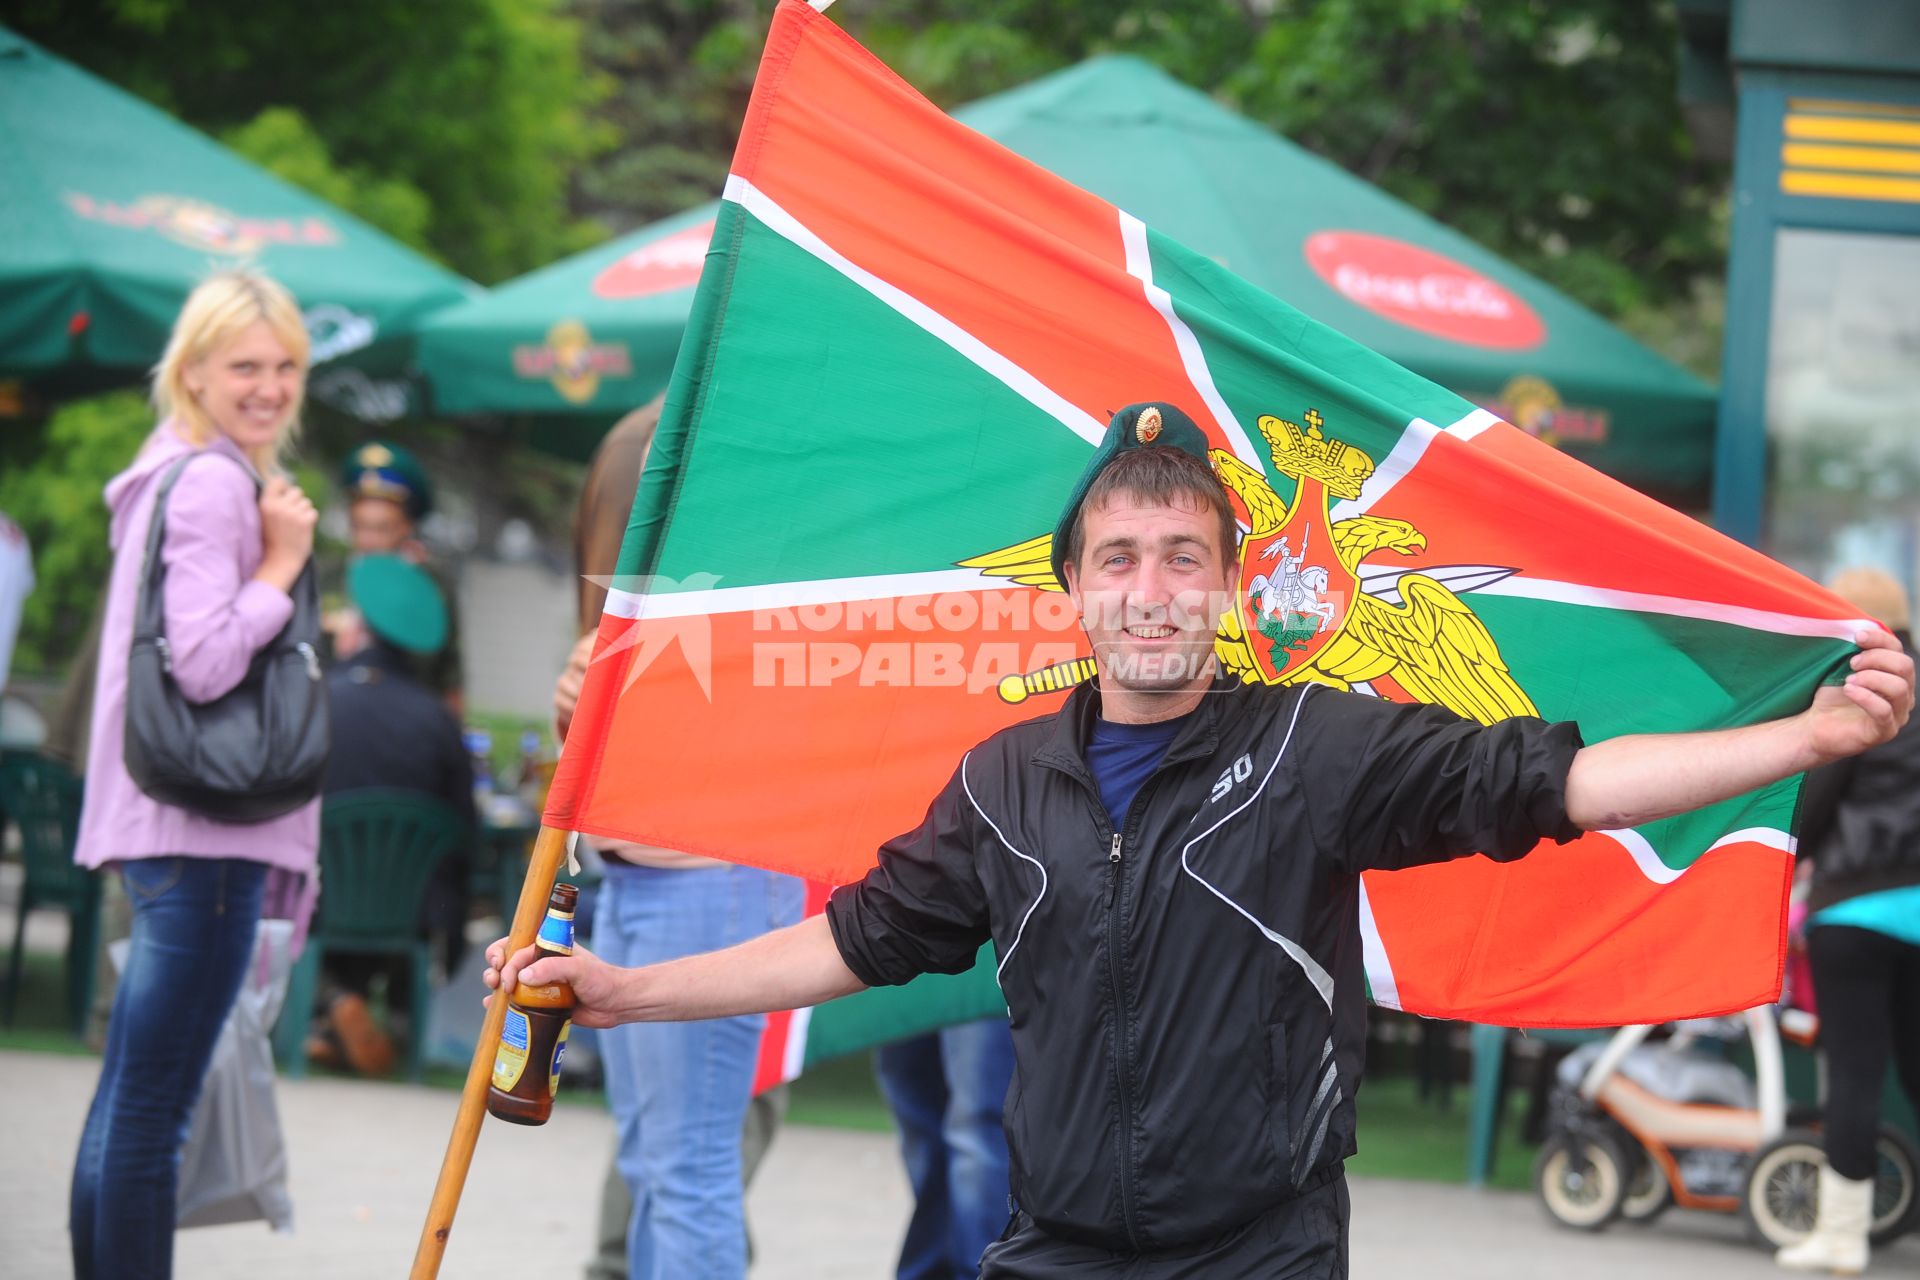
1064 491 1235 717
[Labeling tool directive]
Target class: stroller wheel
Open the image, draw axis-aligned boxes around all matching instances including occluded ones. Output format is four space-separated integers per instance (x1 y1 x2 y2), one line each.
1744 1130 1826 1249
1619 1143 1672 1225
1535 1132 1630 1230
1743 1127 1920 1249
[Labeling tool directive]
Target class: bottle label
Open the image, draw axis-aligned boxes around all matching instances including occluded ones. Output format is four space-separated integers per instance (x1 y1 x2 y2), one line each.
492 1007 531 1092
549 1021 572 1097
537 906 576 955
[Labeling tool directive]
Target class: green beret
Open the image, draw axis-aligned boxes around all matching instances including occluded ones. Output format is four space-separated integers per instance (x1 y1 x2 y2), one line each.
341 440 433 519
1049 402 1213 585
347 554 449 656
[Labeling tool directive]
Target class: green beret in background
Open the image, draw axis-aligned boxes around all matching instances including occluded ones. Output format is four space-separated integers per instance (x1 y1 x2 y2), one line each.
340 440 434 519
347 553 449 656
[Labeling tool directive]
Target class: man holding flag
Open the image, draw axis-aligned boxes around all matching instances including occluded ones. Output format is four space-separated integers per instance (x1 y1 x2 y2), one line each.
491 400 1912 1277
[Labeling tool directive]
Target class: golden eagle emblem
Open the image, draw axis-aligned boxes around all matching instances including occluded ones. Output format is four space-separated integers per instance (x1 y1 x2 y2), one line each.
959 408 1536 724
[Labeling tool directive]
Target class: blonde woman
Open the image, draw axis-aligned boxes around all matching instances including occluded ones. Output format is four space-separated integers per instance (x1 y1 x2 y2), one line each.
70 269 320 1280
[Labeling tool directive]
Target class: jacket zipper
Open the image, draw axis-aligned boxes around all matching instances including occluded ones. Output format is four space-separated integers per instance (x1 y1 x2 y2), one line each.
1047 720 1214 1252
1106 768 1168 1254
1105 820 1142 1250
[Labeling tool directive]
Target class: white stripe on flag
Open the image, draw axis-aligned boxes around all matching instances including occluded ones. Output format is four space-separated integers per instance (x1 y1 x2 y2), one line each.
724 175 1106 447
1330 408 1499 521
782 1005 813 1082
1361 825 1791 1013
1116 211 1263 468
1356 879 1401 1011
602 567 1009 621
1471 576 1877 644
1599 825 1796 887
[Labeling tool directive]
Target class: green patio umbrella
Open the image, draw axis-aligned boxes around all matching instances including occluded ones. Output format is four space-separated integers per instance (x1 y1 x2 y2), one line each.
412 201 715 454
0 27 472 418
417 54 1715 500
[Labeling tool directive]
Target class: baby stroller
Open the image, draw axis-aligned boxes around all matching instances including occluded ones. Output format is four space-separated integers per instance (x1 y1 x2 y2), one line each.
1533 1005 1920 1250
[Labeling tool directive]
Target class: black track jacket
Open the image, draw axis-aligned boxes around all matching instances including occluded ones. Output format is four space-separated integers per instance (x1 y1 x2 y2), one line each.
1799 634 1920 912
827 675 1583 1253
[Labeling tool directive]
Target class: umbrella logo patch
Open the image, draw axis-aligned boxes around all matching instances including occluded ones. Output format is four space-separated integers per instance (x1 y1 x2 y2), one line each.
512 320 634 404
1305 231 1545 351
64 193 340 255
1478 376 1610 447
593 222 714 299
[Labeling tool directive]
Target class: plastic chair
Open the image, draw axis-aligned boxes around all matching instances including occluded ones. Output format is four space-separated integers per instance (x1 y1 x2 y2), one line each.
0 752 99 1035
274 789 467 1082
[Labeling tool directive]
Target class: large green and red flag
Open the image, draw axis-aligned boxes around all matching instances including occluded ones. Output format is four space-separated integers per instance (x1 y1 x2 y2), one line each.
545 0 1870 1085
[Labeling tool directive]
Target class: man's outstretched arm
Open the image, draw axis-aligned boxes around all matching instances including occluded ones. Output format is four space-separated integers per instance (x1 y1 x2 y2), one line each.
1564 627 1914 830
483 912 867 1029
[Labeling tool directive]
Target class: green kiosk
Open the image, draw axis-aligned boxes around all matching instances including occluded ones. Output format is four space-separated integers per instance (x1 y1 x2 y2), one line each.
1700 1 1920 583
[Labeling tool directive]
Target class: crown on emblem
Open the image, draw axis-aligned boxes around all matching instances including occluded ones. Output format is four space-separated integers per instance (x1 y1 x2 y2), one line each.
1258 408 1375 500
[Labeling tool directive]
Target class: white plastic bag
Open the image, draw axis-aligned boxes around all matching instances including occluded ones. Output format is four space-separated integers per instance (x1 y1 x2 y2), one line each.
175 917 297 1231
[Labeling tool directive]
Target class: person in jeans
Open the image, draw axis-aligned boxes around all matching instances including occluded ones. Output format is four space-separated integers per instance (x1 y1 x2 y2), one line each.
558 398 804 1280
68 268 320 1280
876 1018 1016 1279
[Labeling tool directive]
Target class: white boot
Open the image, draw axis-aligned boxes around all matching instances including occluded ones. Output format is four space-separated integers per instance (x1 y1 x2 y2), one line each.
1777 1164 1872 1275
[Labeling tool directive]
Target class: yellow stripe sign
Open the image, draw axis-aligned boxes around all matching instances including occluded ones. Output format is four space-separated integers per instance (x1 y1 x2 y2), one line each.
1781 101 1920 204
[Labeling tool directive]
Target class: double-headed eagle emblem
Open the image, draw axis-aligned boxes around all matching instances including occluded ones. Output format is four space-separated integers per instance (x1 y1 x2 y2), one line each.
960 408 1537 725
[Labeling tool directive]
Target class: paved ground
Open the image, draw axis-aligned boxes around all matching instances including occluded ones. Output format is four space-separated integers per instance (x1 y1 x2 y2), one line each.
7 1048 1918 1278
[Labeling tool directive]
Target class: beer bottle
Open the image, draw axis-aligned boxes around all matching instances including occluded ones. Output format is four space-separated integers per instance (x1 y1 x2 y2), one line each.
486 882 579 1126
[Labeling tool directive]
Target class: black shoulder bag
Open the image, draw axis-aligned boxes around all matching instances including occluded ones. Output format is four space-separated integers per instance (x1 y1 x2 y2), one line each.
123 454 330 823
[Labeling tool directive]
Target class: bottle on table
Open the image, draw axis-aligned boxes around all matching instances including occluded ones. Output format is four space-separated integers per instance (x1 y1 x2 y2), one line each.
514 728 546 813
464 727 494 812
485 882 578 1126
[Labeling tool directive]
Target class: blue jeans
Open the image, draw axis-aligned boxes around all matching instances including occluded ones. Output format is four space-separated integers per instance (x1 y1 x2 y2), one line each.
876 1018 1017 1280
70 856 268 1280
595 862 804 1280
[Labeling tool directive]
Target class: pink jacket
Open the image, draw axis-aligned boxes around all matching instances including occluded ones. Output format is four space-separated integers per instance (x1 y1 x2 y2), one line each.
73 422 320 871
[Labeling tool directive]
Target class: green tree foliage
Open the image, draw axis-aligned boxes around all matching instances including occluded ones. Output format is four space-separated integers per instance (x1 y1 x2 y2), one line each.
1221 0 1724 321
563 0 1724 323
0 394 150 675
565 0 769 232
8 0 607 283
221 108 435 256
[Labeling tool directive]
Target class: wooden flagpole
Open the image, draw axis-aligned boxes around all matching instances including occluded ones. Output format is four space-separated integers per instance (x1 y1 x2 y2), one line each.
409 823 572 1278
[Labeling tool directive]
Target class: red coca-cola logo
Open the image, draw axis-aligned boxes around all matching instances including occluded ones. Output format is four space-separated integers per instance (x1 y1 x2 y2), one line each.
592 221 714 299
1303 231 1544 350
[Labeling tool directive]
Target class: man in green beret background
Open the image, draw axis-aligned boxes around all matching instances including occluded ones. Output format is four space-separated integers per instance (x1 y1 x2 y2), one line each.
309 553 477 1074
338 440 465 714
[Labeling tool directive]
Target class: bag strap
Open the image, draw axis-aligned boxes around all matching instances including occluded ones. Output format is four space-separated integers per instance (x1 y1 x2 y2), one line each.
133 451 268 668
